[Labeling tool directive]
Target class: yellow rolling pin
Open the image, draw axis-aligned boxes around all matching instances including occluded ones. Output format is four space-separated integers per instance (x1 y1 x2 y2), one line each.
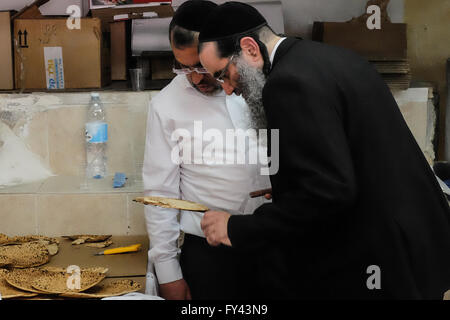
94 244 141 256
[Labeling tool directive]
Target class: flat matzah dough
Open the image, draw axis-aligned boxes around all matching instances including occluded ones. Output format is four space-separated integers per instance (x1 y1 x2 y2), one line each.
60 279 141 299
84 267 109 274
72 238 86 245
31 269 106 294
4 268 55 293
5 267 108 294
44 242 59 256
0 242 49 268
134 196 209 212
85 239 113 248
10 235 59 245
62 235 112 245
24 240 58 256
0 235 59 246
0 234 9 245
0 269 38 299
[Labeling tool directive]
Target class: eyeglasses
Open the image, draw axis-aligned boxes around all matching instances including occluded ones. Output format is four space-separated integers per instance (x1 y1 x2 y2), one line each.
172 60 209 75
214 54 235 84
172 67 209 75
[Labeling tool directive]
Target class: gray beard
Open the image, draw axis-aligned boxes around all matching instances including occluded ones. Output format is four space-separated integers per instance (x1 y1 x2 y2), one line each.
235 56 268 130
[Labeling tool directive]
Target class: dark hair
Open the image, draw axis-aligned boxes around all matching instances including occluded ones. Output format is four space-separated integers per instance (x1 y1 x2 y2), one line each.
169 22 199 49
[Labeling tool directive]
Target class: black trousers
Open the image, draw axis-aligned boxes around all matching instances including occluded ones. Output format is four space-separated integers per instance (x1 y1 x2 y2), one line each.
180 234 260 300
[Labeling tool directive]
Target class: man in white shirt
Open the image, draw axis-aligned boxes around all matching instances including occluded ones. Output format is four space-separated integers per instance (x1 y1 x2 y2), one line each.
143 0 270 300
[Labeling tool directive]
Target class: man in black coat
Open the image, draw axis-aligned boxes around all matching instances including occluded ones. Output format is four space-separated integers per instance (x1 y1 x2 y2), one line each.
198 2 450 299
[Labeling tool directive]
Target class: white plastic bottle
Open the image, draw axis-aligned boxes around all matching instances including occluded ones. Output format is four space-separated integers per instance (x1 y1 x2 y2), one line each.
85 92 107 179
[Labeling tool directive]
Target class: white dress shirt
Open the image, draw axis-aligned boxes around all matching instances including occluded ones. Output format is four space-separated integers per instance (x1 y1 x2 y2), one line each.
143 75 271 284
270 37 287 65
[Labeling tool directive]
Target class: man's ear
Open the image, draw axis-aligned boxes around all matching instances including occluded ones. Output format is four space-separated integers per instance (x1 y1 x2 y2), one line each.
239 37 261 62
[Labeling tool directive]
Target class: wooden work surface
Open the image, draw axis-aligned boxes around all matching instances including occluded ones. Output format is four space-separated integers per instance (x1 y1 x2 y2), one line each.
47 236 149 278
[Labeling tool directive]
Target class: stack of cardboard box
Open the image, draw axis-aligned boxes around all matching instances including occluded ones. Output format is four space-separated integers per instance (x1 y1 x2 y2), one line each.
0 0 174 91
0 11 14 90
0 0 109 91
312 21 410 90
312 1 410 92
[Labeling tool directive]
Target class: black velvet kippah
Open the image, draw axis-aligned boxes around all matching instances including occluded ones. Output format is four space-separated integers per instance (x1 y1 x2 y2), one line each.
171 0 218 32
199 1 267 42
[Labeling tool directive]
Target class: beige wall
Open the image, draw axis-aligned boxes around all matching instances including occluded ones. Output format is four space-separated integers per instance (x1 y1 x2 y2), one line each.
0 87 435 236
0 91 154 236
0 91 153 177
173 0 404 37
404 0 450 160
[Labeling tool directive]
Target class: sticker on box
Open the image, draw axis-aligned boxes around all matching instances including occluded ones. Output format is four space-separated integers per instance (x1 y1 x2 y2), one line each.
44 47 65 89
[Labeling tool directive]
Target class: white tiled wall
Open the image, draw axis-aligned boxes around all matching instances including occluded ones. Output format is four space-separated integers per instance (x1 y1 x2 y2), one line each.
0 91 153 176
0 87 435 237
0 91 156 237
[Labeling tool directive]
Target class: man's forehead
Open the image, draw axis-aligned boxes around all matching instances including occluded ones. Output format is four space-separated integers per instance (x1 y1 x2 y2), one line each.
175 57 201 68
173 45 201 67
200 42 219 59
200 42 225 72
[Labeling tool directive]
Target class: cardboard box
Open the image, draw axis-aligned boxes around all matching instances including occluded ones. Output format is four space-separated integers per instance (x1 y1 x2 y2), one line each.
12 1 45 20
14 18 111 90
110 20 131 80
0 0 90 17
91 4 174 31
312 22 407 61
151 56 174 80
0 11 14 90
40 0 90 17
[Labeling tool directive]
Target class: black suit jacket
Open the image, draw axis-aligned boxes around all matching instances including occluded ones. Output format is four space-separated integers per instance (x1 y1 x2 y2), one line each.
228 38 450 299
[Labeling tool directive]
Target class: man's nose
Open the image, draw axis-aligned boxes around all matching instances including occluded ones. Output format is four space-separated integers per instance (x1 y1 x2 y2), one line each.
221 81 235 95
191 72 204 84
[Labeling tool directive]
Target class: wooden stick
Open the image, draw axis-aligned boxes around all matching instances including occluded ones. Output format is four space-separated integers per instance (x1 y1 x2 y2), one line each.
249 188 272 198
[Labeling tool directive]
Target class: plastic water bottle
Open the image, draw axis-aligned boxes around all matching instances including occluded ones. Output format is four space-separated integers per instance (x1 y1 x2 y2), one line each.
85 92 107 179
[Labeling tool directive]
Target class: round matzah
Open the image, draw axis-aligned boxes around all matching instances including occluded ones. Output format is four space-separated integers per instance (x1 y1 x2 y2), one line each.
134 196 209 212
0 235 59 247
0 242 49 268
0 234 9 245
10 235 59 245
60 279 141 299
5 267 108 294
31 269 106 294
5 267 65 293
0 269 38 299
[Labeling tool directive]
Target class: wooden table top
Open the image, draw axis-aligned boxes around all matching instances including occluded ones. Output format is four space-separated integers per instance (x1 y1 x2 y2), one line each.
47 235 149 278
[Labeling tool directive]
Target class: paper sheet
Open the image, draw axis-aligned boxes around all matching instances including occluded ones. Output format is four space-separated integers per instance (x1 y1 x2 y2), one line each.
132 18 171 56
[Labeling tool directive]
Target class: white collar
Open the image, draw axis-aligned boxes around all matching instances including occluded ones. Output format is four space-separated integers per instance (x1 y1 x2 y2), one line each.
270 37 287 65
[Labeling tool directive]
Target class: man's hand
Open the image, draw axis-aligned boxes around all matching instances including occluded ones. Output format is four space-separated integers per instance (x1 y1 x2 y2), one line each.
201 211 232 247
159 279 192 300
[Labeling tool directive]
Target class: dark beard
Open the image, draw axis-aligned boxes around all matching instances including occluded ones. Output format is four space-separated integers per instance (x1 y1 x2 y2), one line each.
187 76 222 96
235 57 268 130
192 82 222 96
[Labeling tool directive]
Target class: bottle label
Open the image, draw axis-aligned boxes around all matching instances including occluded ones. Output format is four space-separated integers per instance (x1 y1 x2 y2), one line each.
86 122 108 143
